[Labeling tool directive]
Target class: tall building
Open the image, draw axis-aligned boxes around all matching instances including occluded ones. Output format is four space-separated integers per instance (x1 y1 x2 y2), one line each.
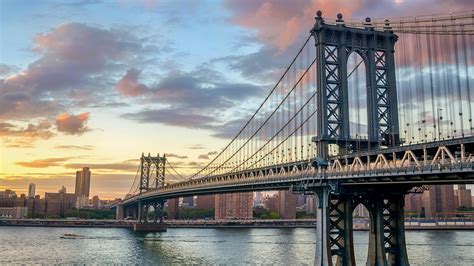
215 192 253 220
278 190 296 219
196 195 215 209
75 167 91 198
423 185 457 217
458 185 472 208
28 183 36 199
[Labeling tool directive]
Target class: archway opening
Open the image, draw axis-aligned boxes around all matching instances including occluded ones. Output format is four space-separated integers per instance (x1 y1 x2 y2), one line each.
347 52 369 143
352 203 370 264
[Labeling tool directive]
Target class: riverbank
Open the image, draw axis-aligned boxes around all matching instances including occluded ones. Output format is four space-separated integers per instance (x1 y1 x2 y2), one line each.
2 218 474 230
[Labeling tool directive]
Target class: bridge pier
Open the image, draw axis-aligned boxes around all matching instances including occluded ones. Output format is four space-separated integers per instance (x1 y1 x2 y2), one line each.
314 187 409 266
366 193 409 266
115 204 124 220
315 186 356 266
134 199 167 232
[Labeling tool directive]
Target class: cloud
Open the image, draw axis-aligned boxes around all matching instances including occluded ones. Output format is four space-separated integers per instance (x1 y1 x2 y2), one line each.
0 22 162 122
63 162 137 171
54 145 94 150
0 121 54 139
55 112 91 135
187 144 205 150
198 150 219 160
116 68 147 97
165 153 188 159
15 157 75 168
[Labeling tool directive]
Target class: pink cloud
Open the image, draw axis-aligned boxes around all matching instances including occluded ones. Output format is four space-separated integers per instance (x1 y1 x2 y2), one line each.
116 68 148 97
55 112 91 135
225 0 363 52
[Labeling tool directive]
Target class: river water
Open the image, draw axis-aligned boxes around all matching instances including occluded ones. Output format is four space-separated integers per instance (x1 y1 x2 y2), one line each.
1 227 473 265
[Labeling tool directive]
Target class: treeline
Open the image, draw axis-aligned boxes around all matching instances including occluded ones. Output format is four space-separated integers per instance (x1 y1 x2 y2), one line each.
64 208 115 219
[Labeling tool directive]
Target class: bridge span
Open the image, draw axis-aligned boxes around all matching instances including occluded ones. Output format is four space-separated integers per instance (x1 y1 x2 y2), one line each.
113 10 474 266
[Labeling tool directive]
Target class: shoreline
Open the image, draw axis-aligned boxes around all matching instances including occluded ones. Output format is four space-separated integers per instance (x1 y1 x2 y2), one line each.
1 219 474 230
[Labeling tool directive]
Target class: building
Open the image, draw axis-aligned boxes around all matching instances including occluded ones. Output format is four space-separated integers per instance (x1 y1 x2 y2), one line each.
196 195 215 209
28 183 36 199
278 190 296 219
306 195 316 215
92 195 100 209
254 192 263 207
45 190 77 218
166 198 179 219
265 194 279 213
75 195 88 209
182 196 194 207
404 193 424 215
423 185 457 217
75 167 91 198
215 192 253 220
0 207 28 219
458 185 472 208
59 186 67 193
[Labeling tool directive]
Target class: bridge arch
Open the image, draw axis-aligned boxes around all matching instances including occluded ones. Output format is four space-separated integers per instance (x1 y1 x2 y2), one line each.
346 50 369 143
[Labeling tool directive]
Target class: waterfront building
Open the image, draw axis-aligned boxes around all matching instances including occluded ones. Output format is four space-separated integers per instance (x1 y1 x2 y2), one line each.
59 186 67 193
458 185 472 208
45 190 77 218
75 167 91 198
196 195 215 209
424 185 457 217
166 198 179 219
182 196 194 207
278 190 296 219
28 183 36 199
0 207 28 218
265 194 279 213
254 192 263 207
215 192 253 220
75 195 88 209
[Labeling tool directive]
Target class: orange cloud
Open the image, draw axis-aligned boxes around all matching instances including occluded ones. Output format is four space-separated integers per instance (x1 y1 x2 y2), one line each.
55 112 91 135
15 157 75 168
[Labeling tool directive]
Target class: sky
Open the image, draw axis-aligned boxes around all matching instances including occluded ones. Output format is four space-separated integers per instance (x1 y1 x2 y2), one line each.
1 0 473 199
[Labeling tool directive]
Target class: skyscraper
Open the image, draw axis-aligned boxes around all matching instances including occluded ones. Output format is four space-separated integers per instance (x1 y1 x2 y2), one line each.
75 167 91 198
28 183 36 199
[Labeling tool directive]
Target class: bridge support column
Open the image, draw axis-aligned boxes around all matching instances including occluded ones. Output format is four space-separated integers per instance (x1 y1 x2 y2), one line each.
366 193 409 266
115 204 124 220
134 199 167 232
314 187 355 266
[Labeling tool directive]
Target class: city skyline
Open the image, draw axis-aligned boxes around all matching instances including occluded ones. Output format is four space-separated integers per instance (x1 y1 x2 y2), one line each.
2 0 474 199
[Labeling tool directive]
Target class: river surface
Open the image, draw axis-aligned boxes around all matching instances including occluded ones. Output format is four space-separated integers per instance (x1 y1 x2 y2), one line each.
1 227 473 265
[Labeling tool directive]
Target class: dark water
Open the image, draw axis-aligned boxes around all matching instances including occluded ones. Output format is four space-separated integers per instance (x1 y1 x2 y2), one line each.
1 227 473 265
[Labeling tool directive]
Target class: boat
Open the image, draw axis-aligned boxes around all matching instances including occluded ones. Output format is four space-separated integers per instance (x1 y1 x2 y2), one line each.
60 233 86 239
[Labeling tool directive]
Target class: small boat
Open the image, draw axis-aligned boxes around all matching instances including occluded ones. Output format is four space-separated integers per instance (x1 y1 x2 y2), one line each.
60 233 86 239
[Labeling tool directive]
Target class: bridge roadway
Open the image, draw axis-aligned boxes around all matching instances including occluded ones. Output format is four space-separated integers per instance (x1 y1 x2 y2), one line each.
121 136 474 207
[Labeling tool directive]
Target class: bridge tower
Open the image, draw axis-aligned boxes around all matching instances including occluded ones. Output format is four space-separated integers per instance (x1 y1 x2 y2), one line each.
310 11 408 266
312 11 400 158
135 153 167 231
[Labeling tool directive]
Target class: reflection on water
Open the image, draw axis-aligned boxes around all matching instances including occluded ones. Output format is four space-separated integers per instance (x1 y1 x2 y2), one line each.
0 227 473 265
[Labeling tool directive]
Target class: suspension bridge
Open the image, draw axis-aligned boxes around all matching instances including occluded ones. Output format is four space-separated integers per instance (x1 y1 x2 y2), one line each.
113 10 474 266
